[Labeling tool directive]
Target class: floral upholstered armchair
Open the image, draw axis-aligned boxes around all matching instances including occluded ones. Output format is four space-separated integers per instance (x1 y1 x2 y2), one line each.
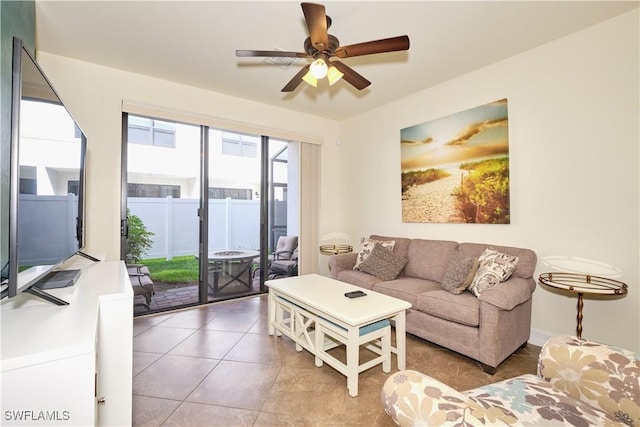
382 335 639 426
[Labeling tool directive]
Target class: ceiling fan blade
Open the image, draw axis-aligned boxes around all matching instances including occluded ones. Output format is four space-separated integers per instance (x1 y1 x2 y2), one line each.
281 64 311 92
331 61 371 90
301 2 329 51
334 35 410 58
236 50 309 58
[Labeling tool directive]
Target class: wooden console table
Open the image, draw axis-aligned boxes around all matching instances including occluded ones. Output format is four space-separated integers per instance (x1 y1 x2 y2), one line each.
538 272 627 338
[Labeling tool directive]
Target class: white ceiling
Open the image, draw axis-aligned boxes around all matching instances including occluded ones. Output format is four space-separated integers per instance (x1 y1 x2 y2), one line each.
35 1 638 121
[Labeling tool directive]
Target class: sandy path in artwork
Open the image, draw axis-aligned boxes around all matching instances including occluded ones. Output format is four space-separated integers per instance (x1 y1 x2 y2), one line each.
402 168 466 223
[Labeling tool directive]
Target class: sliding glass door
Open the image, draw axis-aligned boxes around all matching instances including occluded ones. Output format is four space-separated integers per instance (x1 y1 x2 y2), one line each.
123 113 299 315
205 130 262 301
123 115 202 314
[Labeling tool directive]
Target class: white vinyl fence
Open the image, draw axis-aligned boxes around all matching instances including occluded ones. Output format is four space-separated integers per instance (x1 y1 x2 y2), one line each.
128 197 282 260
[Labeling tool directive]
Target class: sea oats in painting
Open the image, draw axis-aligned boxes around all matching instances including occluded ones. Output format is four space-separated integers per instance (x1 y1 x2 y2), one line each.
401 99 510 224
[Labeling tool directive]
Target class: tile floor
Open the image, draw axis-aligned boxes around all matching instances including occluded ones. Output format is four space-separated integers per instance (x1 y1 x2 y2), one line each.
133 294 540 426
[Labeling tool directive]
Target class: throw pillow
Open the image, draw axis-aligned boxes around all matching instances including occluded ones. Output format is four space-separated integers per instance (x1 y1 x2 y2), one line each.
353 237 396 270
468 248 519 297
440 252 480 295
357 243 408 281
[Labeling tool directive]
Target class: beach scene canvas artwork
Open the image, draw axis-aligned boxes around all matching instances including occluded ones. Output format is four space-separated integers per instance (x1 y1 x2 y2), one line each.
401 98 510 224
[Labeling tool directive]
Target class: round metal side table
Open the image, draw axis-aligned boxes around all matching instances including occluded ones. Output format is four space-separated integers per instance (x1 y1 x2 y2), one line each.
319 244 353 255
538 272 627 338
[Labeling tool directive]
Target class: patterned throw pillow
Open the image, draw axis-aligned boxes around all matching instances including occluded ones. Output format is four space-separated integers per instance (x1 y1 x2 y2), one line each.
440 252 480 294
357 243 407 281
468 248 519 297
353 238 396 270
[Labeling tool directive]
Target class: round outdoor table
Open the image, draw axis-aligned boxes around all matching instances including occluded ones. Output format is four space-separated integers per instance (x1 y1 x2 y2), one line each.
207 250 259 294
538 272 627 338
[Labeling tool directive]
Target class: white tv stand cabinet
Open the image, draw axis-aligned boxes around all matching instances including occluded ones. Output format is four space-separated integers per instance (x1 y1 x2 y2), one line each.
1 260 133 426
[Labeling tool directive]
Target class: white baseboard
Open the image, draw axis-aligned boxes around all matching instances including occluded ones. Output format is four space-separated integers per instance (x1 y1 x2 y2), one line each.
528 328 554 347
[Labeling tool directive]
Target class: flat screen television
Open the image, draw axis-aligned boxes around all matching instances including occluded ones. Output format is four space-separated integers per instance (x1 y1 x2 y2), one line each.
0 37 92 305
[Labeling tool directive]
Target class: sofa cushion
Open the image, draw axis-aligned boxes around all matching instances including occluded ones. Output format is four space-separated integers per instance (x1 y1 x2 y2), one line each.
336 269 383 291
357 243 408 281
353 237 396 270
416 290 480 327
373 277 440 308
468 248 519 297
403 239 459 282
383 372 609 427
458 242 537 281
370 235 412 260
440 252 479 294
538 335 640 424
466 374 623 426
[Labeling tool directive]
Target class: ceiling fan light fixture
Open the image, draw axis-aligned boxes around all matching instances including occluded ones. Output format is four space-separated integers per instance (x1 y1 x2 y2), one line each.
309 57 328 79
237 3 411 93
327 65 343 85
302 70 318 87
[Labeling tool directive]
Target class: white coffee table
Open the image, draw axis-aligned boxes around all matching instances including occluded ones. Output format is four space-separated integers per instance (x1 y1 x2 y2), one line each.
266 274 412 397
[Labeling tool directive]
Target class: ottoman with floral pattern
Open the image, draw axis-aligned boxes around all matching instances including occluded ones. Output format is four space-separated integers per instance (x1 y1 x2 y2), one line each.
382 335 639 426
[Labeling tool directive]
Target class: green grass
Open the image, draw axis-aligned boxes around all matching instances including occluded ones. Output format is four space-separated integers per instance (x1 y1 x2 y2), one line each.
139 256 199 283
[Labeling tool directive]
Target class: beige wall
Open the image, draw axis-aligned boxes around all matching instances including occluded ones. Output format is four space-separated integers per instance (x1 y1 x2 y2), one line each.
35 52 341 272
36 9 638 351
338 10 639 351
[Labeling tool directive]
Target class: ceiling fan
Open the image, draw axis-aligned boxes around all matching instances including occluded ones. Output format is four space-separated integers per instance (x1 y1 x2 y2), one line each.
235 2 410 92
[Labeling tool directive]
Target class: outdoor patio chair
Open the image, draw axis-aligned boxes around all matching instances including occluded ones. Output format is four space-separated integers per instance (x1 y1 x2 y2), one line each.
128 264 155 309
127 264 151 277
270 235 298 261
268 247 298 279
252 235 298 279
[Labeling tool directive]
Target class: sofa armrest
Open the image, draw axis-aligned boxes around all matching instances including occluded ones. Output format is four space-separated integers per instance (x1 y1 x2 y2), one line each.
382 370 516 426
479 277 534 311
538 335 640 424
327 252 357 279
382 370 471 426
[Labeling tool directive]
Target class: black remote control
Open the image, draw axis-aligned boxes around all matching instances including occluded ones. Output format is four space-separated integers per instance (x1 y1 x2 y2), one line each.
344 290 367 298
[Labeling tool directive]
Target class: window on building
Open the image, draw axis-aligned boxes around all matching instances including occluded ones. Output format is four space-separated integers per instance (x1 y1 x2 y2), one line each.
128 116 176 148
19 166 36 194
68 180 79 196
19 179 36 195
221 132 258 158
128 183 181 198
208 187 252 200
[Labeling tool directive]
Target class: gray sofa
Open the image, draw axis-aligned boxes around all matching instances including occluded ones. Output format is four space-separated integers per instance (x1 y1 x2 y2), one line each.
328 235 537 373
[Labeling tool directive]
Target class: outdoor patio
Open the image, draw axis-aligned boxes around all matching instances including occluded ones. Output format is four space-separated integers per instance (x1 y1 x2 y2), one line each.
134 275 265 315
